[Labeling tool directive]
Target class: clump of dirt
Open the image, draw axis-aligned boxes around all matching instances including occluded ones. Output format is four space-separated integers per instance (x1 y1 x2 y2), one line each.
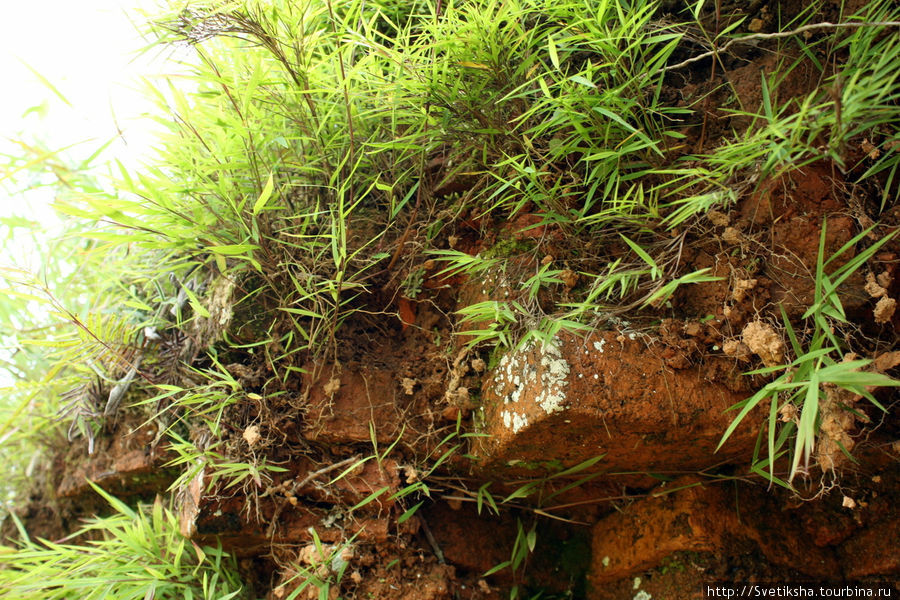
741 321 785 368
817 385 860 474
866 271 898 324
730 277 758 303
269 536 502 600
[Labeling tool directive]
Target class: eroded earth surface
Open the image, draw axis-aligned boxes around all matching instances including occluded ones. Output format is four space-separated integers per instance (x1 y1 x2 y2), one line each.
6 0 900 598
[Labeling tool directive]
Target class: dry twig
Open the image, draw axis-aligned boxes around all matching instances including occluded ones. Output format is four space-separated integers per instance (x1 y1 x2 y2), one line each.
663 21 900 74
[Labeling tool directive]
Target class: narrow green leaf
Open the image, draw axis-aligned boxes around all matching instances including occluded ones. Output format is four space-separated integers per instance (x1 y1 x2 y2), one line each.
538 76 552 99
182 285 210 319
349 486 390 512
19 58 72 106
548 35 560 70
208 244 259 256
397 502 424 524
548 454 605 479
252 172 275 215
483 560 512 577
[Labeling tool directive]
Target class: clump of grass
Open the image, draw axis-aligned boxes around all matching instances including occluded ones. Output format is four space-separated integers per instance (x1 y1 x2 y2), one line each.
0 484 244 599
718 223 900 487
41 0 899 367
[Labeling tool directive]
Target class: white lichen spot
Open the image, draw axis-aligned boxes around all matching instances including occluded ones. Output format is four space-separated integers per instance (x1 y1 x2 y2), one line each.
593 338 607 353
509 386 523 404
491 336 570 427
501 410 528 433
534 337 570 414
547 357 568 378
513 413 528 432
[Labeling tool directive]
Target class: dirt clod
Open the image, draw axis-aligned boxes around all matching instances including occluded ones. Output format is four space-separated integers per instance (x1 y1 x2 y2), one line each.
741 321 785 367
731 278 758 303
243 425 261 447
779 403 798 423
865 272 888 298
707 209 730 227
560 268 578 289
323 377 341 395
874 296 896 324
817 386 859 472
873 351 900 372
722 340 752 362
722 226 744 246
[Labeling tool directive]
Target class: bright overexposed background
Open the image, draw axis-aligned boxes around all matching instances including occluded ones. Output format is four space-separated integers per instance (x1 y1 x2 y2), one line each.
0 0 191 393
0 0 185 271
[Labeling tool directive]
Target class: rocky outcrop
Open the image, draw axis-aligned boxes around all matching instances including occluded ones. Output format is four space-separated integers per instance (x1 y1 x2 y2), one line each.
473 332 759 475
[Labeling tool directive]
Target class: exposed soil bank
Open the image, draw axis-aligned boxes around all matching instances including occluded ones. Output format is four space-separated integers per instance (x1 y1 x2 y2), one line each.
4 0 900 598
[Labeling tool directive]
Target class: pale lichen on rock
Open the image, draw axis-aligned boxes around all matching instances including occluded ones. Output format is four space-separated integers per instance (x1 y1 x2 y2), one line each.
501 409 529 433
490 336 572 432
536 339 570 414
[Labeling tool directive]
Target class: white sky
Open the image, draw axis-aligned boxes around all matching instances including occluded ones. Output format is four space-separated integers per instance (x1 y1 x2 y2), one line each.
0 0 186 269
0 0 188 393
0 0 195 390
